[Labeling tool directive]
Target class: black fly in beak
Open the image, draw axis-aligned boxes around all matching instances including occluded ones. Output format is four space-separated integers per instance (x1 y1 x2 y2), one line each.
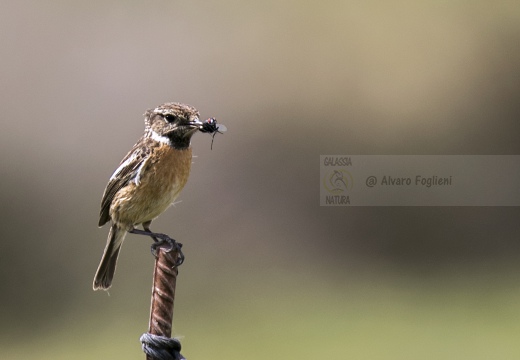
199 117 227 150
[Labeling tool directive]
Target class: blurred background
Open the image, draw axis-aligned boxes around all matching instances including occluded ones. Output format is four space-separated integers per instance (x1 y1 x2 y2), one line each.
1 1 520 359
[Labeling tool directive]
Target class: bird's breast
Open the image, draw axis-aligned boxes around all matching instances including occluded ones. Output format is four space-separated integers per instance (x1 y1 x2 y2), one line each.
111 144 192 227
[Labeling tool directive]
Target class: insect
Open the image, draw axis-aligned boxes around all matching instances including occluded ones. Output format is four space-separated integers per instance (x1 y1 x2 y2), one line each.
199 117 227 149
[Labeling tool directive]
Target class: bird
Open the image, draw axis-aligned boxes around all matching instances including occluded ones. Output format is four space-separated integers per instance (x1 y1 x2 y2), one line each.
93 102 203 291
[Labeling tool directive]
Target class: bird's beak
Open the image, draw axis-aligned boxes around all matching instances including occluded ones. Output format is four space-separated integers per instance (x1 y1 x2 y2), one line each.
188 118 203 129
185 118 203 136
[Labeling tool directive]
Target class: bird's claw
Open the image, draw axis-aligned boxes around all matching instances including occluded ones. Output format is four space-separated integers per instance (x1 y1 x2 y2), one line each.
150 236 184 267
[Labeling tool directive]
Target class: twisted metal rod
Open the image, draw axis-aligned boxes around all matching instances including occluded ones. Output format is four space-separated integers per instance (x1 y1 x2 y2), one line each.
141 246 185 360
149 248 178 336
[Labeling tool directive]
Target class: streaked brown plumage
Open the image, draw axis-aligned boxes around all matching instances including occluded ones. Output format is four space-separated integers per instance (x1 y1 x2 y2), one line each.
93 102 202 291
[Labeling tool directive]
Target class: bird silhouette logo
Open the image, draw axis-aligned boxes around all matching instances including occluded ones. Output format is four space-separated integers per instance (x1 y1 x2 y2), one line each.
323 169 353 194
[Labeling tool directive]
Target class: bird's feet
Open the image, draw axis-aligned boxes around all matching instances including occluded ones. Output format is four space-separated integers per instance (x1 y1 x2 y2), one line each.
129 228 184 267
150 234 184 266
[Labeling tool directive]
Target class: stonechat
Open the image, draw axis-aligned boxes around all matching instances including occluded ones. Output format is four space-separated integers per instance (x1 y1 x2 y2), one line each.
93 102 205 291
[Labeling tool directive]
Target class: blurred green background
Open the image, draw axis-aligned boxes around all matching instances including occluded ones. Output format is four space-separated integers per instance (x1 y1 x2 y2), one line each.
1 1 520 359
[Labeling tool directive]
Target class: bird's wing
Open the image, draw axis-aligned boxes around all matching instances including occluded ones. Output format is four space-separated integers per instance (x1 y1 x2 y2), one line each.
98 140 151 226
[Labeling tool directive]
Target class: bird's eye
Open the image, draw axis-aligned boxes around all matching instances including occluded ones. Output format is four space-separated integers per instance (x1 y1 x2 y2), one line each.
164 114 176 123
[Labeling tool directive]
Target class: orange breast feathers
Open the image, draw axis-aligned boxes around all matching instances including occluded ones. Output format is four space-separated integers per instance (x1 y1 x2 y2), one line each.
110 145 192 228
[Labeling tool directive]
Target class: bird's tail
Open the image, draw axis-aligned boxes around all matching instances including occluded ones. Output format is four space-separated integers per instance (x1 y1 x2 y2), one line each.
93 224 126 291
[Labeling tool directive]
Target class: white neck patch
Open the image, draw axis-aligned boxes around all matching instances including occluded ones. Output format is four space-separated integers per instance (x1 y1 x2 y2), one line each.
150 130 171 145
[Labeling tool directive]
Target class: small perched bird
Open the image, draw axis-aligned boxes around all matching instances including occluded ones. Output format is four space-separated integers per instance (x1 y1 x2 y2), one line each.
93 102 203 291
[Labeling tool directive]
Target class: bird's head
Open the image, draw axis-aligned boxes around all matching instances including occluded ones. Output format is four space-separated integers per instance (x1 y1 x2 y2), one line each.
144 102 202 149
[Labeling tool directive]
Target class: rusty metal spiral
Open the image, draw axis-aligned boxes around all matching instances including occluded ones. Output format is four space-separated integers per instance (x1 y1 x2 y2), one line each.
143 246 184 360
